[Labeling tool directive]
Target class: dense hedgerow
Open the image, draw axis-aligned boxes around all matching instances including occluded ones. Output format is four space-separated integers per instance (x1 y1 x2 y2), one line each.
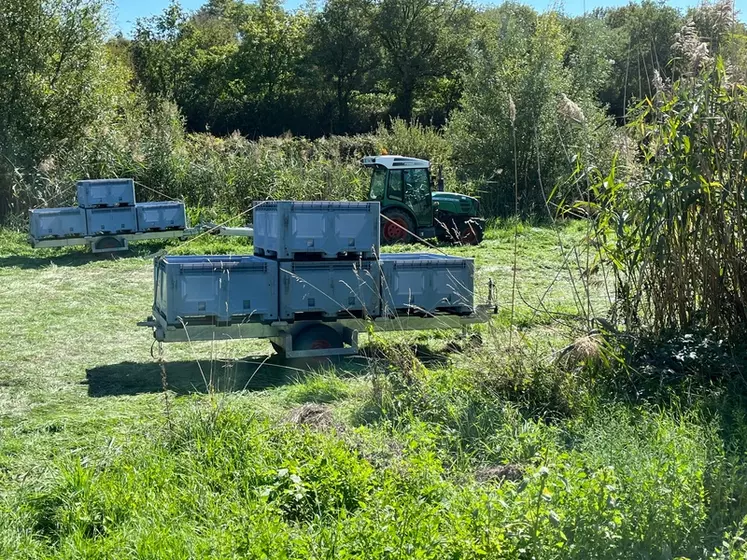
3 108 455 227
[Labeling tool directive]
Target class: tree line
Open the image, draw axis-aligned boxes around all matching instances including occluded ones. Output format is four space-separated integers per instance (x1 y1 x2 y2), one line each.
126 0 711 137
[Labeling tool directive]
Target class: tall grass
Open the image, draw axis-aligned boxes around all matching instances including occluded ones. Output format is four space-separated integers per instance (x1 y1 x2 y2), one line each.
5 359 747 558
3 106 455 226
585 59 747 336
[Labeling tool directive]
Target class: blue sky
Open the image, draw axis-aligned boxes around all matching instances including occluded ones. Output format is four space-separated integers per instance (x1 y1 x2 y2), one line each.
111 0 745 36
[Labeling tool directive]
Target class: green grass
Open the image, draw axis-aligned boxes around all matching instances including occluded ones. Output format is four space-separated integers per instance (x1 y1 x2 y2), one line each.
1 222 747 558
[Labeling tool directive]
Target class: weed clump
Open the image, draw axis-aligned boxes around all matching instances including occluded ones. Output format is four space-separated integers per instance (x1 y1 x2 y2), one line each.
286 403 340 432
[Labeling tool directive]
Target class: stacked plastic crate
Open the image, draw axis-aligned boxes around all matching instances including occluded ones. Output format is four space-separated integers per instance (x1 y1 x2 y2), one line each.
79 179 188 234
29 178 187 239
379 253 475 316
135 201 187 232
78 179 138 235
151 201 382 329
152 254 279 326
28 207 88 240
28 178 138 239
253 201 382 321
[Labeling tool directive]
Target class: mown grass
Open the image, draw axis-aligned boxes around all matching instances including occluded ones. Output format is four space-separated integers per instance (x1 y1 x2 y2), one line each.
2 222 747 558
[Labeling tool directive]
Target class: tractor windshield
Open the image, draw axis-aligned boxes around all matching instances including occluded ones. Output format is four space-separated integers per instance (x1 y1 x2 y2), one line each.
369 167 387 200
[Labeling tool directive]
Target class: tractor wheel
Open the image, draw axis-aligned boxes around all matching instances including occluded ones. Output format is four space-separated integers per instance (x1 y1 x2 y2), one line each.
459 220 484 245
293 324 343 352
381 208 415 245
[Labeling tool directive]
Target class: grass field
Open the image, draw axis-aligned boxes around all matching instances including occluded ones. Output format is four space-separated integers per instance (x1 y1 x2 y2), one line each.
2 222 747 558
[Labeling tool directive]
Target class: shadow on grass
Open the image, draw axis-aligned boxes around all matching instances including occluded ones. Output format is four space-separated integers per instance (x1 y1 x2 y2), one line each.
85 354 371 397
359 342 454 368
0 242 173 269
0 253 114 269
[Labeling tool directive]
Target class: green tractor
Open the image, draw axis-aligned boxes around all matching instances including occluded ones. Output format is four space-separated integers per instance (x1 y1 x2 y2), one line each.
361 155 484 245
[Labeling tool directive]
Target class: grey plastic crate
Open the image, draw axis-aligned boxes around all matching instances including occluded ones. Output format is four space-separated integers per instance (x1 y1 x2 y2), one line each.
86 206 138 235
154 255 278 325
253 201 380 260
380 253 474 315
136 201 187 232
77 178 135 208
29 207 87 239
279 260 380 320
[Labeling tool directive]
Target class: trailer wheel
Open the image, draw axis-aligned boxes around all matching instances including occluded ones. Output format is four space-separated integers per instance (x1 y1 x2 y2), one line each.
293 324 343 351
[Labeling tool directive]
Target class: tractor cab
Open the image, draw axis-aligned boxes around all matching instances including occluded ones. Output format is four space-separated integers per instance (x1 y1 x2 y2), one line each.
362 155 484 245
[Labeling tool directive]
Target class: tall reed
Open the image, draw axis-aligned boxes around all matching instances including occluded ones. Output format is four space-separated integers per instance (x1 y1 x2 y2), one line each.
588 59 747 336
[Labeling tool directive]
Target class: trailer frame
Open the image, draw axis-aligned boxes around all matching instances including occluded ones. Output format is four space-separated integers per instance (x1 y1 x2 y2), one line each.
139 304 495 359
28 226 254 253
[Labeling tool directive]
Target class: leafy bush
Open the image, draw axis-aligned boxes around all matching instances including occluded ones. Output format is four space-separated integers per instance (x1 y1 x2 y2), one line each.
8 103 474 225
447 6 620 217
0 0 131 221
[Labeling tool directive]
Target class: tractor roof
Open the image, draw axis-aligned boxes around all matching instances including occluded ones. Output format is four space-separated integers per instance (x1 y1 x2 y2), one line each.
361 155 430 169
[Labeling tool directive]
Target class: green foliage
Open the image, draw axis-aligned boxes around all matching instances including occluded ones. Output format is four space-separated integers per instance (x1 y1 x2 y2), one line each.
7 101 469 222
232 0 313 135
0 0 122 219
5 0 744 225
131 0 318 136
284 372 352 404
122 0 699 142
127 0 478 137
599 0 684 118
588 60 747 335
373 0 475 122
448 5 619 216
2 393 741 558
308 0 378 133
11 111 377 218
563 14 618 97
131 1 241 133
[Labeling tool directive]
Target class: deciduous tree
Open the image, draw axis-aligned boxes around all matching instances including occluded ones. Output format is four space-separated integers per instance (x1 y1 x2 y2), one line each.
374 0 474 121
308 0 377 132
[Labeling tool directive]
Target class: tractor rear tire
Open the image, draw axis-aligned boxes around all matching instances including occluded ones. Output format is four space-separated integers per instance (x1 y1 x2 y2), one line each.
459 220 484 245
381 208 415 245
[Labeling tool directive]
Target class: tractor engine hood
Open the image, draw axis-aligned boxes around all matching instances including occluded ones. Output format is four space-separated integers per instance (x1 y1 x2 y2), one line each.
432 192 480 216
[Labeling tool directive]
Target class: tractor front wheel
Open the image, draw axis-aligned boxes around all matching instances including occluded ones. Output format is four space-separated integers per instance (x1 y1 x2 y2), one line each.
381 209 415 245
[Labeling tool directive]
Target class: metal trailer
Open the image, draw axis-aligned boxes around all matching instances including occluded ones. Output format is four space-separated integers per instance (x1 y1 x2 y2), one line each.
28 225 255 253
139 303 496 359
